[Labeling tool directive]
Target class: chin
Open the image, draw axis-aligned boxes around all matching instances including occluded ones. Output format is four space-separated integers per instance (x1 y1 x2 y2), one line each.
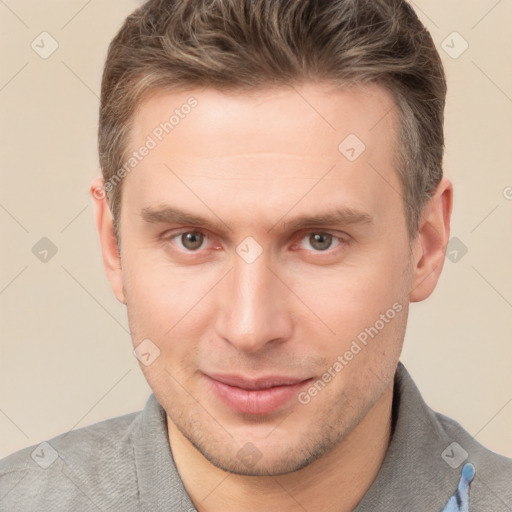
184 424 344 477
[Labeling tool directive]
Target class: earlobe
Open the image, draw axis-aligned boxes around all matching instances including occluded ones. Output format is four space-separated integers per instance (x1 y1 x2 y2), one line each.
90 177 126 304
409 177 453 303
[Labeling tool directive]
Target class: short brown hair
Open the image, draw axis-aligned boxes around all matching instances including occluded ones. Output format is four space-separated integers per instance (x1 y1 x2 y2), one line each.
98 0 446 239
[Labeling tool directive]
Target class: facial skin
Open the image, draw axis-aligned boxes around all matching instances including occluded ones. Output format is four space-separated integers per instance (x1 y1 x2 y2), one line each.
91 82 452 511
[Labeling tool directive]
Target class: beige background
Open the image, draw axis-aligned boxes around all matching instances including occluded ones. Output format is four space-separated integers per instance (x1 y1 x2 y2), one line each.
1 0 511 460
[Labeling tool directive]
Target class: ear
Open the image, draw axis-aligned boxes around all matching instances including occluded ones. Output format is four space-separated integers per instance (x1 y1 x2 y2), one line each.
409 177 453 302
90 176 126 304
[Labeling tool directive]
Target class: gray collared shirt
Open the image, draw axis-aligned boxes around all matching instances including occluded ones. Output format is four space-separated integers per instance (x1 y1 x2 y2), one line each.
1 362 511 511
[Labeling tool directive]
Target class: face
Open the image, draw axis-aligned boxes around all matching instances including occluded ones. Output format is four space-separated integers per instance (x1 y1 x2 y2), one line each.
111 83 416 475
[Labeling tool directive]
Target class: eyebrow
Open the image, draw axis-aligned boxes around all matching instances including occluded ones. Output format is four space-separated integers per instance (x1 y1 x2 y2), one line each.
140 206 230 232
140 205 373 233
277 208 373 232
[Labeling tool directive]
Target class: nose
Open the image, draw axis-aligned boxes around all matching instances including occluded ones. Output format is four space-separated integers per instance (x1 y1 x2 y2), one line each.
214 252 293 353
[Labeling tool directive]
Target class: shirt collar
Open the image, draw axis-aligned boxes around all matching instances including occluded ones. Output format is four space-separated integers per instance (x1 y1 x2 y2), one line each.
354 361 464 511
133 393 196 511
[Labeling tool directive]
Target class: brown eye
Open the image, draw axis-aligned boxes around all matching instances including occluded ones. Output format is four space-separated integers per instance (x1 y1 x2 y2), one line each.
308 233 334 251
180 231 204 250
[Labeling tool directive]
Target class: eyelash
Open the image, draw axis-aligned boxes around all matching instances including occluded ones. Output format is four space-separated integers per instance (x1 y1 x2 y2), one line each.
162 229 348 255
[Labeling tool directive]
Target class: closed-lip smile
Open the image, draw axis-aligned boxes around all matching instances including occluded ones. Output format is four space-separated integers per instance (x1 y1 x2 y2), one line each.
205 373 313 414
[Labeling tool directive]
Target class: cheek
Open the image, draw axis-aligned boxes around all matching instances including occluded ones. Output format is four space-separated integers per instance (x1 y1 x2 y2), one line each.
288 248 410 340
122 252 221 351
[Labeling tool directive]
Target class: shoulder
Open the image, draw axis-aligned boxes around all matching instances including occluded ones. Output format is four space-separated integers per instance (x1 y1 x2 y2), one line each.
0 409 142 511
384 362 512 511
434 410 512 508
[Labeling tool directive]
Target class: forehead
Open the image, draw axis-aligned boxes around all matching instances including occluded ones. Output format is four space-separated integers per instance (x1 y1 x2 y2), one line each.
129 82 397 160
122 82 402 231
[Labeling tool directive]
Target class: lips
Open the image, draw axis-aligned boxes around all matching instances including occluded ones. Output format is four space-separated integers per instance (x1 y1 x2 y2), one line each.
205 373 312 415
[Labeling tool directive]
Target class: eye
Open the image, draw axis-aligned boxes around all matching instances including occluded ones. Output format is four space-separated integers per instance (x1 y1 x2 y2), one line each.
298 232 341 252
174 231 206 251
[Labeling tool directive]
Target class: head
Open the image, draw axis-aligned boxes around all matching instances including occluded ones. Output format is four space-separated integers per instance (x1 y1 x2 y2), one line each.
92 0 452 476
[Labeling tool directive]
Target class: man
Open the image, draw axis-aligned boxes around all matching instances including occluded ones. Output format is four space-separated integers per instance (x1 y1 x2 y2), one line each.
1 0 511 510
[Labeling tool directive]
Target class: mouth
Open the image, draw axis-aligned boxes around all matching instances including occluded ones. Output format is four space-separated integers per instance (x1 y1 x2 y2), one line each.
204 373 313 415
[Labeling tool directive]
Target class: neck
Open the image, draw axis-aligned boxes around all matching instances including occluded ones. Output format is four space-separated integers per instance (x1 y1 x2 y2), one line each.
167 383 393 512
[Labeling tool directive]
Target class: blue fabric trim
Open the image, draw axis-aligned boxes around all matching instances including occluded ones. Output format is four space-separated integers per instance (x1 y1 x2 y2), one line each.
441 463 476 512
